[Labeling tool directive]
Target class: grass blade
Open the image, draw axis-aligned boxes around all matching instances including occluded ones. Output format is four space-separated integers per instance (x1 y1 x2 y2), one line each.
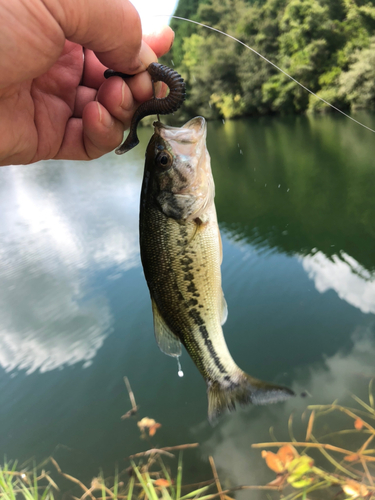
127 476 134 500
158 457 176 499
144 471 159 500
351 394 375 417
176 452 183 500
180 485 212 499
370 378 375 409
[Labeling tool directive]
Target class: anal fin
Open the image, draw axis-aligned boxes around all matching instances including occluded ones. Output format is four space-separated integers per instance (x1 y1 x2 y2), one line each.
152 299 182 358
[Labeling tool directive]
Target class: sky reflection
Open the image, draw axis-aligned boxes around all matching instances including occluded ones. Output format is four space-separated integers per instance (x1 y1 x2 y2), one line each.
0 156 143 374
302 251 375 314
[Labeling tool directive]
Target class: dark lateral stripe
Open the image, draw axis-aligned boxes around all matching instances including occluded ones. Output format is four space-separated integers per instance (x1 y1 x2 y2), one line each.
179 225 227 377
188 308 227 374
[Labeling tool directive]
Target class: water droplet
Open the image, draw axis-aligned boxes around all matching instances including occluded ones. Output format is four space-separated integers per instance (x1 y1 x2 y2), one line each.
287 188 290 192
171 59 174 66
265 184 267 187
278 184 281 188
177 358 184 377
222 119 226 124
239 150 243 155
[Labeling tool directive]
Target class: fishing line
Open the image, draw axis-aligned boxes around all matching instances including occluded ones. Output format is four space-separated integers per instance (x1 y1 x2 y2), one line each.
154 14 375 134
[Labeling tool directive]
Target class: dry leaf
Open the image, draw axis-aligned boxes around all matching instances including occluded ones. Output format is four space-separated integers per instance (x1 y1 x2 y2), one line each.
137 417 162 437
154 478 170 487
354 418 364 430
277 445 296 468
344 453 361 462
342 479 368 498
261 451 284 474
149 423 162 436
262 445 298 474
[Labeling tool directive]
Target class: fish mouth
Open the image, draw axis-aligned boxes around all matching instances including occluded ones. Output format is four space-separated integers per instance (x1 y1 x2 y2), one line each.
154 117 207 144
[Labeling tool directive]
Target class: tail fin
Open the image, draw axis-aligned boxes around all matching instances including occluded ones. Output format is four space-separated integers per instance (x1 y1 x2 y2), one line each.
207 371 294 422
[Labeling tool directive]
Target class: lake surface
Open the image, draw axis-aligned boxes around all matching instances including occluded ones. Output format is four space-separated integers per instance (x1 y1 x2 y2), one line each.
0 112 374 498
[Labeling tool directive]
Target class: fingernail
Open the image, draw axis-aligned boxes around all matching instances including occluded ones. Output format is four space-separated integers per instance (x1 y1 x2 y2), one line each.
97 102 113 128
169 30 175 51
138 40 157 69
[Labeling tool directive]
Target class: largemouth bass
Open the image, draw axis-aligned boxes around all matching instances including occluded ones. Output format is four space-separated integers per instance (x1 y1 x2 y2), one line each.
140 116 294 421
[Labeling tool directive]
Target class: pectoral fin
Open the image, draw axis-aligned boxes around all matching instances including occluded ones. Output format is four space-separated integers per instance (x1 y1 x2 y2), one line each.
221 292 228 325
152 299 182 358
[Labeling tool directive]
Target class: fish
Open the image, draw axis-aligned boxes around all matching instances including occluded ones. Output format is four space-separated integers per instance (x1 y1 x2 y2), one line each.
139 116 295 421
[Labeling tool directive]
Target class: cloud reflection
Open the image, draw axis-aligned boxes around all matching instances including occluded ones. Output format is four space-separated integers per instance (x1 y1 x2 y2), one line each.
0 158 142 374
302 251 375 314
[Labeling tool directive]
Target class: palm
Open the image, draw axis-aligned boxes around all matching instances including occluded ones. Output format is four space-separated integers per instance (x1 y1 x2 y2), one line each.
25 42 84 161
1 40 131 165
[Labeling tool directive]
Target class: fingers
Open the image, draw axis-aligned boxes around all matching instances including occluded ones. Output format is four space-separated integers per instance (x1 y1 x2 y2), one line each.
143 26 175 58
73 86 97 117
96 76 136 126
54 102 124 160
47 0 148 74
83 102 124 158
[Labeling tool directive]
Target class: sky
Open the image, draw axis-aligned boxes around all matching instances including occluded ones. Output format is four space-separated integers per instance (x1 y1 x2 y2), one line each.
131 0 179 34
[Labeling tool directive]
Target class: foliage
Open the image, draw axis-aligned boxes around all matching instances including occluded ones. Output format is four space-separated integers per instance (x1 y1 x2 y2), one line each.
339 36 375 110
2 378 375 499
164 0 375 118
253 379 375 499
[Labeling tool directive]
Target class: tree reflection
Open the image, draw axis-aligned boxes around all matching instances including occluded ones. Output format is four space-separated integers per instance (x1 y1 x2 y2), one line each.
211 113 375 274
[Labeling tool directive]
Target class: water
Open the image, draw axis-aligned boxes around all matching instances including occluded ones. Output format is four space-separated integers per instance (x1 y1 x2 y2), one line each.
0 112 374 497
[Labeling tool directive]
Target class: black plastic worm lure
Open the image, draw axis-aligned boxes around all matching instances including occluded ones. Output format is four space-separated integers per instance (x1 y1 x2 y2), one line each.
104 63 186 154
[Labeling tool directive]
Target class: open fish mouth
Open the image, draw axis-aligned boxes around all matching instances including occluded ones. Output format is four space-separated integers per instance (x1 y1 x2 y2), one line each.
154 116 207 142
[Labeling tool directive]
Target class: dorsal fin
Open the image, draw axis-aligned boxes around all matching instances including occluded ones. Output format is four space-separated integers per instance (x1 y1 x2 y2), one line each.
151 299 182 357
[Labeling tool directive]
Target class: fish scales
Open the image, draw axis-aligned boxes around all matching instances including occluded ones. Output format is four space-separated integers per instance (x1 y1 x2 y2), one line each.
140 116 294 420
141 204 237 381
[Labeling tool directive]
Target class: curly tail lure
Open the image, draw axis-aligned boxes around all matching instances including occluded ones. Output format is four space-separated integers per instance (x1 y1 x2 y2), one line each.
104 63 186 154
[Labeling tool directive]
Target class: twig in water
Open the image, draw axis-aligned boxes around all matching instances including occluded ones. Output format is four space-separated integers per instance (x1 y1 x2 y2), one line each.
128 449 175 459
159 443 199 452
252 441 353 455
306 410 315 442
209 456 225 500
199 484 280 499
121 407 139 420
49 457 96 500
123 377 138 417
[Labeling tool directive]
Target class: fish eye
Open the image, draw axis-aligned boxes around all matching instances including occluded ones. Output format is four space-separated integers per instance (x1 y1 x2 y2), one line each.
156 151 173 169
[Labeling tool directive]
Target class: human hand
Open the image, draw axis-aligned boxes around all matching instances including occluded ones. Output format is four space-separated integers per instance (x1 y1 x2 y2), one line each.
0 0 174 166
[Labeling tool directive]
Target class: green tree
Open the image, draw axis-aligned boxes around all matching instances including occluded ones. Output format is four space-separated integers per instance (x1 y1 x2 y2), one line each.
164 0 375 118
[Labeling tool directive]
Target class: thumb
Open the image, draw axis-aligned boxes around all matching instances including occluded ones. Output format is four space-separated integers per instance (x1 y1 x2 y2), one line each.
46 0 154 73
